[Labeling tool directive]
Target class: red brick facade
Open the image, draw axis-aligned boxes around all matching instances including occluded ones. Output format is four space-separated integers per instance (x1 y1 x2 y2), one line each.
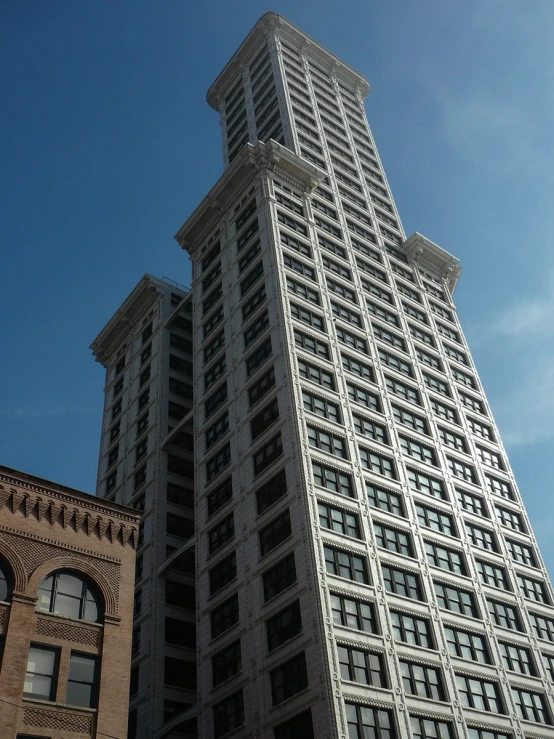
0 466 140 739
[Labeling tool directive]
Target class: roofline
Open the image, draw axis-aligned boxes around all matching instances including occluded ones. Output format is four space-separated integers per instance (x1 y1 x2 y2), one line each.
403 232 462 293
206 11 369 110
0 465 141 523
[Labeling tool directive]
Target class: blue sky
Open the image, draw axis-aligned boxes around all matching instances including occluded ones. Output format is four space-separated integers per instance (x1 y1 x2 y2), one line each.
2 1 554 575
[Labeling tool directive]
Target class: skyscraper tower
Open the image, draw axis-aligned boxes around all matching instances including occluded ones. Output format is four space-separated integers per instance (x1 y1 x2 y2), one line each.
172 11 554 739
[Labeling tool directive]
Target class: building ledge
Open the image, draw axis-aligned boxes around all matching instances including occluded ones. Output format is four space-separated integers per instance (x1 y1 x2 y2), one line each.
403 232 461 293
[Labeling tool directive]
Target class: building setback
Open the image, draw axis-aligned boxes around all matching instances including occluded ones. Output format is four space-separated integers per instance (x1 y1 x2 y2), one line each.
171 11 554 739
0 464 140 739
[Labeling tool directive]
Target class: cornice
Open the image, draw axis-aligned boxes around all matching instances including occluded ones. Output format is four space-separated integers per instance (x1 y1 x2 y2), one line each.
403 232 461 293
206 12 369 110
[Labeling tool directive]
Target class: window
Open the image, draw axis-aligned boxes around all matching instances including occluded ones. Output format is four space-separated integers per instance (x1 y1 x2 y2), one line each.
319 503 360 538
256 468 287 514
251 398 279 440
336 326 368 354
385 376 421 404
24 645 58 701
530 612 554 641
487 599 522 631
166 513 194 540
298 359 335 389
206 443 231 482
400 436 437 465
499 642 535 675
66 653 98 708
457 675 503 713
294 329 329 359
448 457 477 483
459 392 485 414
465 523 498 552
206 477 232 517
353 415 387 443
476 560 508 589
240 261 264 296
274 709 314 739
391 612 433 648
242 285 266 321
485 474 513 500
374 524 412 556
165 617 196 648
348 383 381 411
378 349 412 376
271 652 308 705
211 593 239 639
169 333 192 354
260 510 292 556
267 600 302 651
543 653 554 681
430 398 459 424
425 542 466 574
212 640 241 687
308 426 347 459
37 571 99 622
382 566 423 600
206 411 230 449
457 489 487 516
339 646 387 687
451 366 475 388
518 574 549 603
496 506 524 532
392 405 428 434
372 325 406 352
434 582 477 617
423 372 450 397
203 305 224 338
209 552 237 595
439 427 467 452
408 468 446 499
345 704 396 739
203 330 224 364
445 627 490 663
506 539 536 567
246 337 272 377
322 255 351 280
331 594 376 633
208 514 234 554
0 563 11 603
213 690 244 738
263 553 296 601
203 283 223 315
409 324 435 346
416 504 455 535
403 301 427 322
303 392 340 423
283 252 315 281
312 462 353 497
512 689 550 724
243 309 269 347
477 446 504 471
287 276 320 304
165 580 194 609
325 546 369 583
366 483 403 516
365 298 399 326
249 367 276 406
280 231 311 256
396 283 421 303
400 661 445 701
359 448 396 478
411 717 453 739
468 417 494 441
253 433 283 475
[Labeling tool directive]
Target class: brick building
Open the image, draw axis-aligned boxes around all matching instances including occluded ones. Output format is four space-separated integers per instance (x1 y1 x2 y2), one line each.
0 464 140 739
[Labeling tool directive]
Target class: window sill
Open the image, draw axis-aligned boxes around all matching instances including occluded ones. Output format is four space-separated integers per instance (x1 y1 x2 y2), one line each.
22 697 97 713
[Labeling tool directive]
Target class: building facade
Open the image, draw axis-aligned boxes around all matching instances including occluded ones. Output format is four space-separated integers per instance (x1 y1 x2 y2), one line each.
172 12 554 739
0 464 140 739
91 274 197 739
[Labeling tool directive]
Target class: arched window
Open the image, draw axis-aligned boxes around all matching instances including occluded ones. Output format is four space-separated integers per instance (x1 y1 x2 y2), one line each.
37 571 100 622
0 561 12 603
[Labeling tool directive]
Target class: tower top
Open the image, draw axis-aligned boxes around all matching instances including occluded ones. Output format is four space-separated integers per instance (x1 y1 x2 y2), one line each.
206 11 370 110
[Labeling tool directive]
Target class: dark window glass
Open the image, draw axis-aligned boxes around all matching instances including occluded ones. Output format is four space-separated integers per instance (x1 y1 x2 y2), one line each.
391 612 433 648
263 553 296 602
260 510 292 556
271 652 308 705
209 552 237 595
211 593 239 639
339 646 387 687
212 640 241 687
267 600 302 651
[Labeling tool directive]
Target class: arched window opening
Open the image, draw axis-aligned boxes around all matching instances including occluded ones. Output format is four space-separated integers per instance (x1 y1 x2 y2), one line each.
37 571 101 622
0 560 12 603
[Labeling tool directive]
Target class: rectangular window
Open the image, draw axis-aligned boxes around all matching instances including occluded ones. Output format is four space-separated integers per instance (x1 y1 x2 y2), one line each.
391 612 433 648
266 600 302 651
487 599 523 631
506 539 537 567
485 474 514 500
512 689 550 724
518 574 549 604
372 324 406 352
366 483 403 516
348 383 381 412
430 398 459 424
312 462 353 498
251 398 279 440
242 285 266 322
203 330 224 364
283 252 315 281
248 367 276 407
327 278 357 303
280 231 311 257
408 468 446 499
205 382 228 419
308 426 347 459
411 717 453 739
409 323 435 346
468 417 494 441
416 348 442 371
365 299 399 326
359 448 396 478
382 566 423 600
166 513 194 539
392 405 428 435
339 646 387 687
438 427 467 452
209 552 237 595
274 709 314 739
212 640 241 687
416 504 455 535
263 553 296 602
346 705 396 739
445 627 490 663
400 436 437 466
165 617 196 649
206 443 231 482
341 354 375 382
378 349 412 376
206 411 229 449
208 514 235 555
447 457 477 484
213 690 244 739
331 594 376 633
256 468 287 514
319 503 360 538
457 675 503 714
303 391 340 423
203 305 224 338
294 329 329 359
331 300 362 327
531 612 554 641
496 506 524 532
434 582 477 617
246 337 272 377
499 642 535 676
207 477 232 517
465 523 498 552
459 392 486 415
260 510 292 556
457 489 487 516
385 376 421 404
271 652 308 706
287 276 320 304
423 372 451 397
336 326 368 354
353 415 387 443
476 559 508 589
240 261 264 296
211 593 239 639
325 546 369 584
374 524 413 557
451 366 475 388
253 433 283 475
243 309 269 347
24 645 59 701
400 661 445 701
298 359 335 390
425 542 466 574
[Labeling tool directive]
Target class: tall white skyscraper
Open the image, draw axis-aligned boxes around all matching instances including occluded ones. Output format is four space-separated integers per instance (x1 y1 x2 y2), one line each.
173 12 554 739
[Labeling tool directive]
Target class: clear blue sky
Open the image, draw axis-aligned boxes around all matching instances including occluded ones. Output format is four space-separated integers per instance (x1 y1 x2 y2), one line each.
2 1 554 575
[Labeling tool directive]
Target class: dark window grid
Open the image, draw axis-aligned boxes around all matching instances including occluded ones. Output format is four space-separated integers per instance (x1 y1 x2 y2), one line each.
531 613 554 641
400 661 445 701
210 593 239 639
336 326 368 354
294 329 329 360
263 553 297 602
207 477 233 518
209 552 237 596
251 398 279 440
253 433 283 476
267 600 302 652
400 436 437 466
385 376 421 405
496 506 524 532
391 611 433 648
476 560 509 590
308 426 347 459
213 690 244 738
206 443 231 482
359 448 396 479
382 566 423 600
298 359 336 390
208 514 235 555
312 461 354 498
456 675 504 714
319 503 361 539
248 367 276 407
487 599 523 631
392 405 429 435
439 428 467 453
348 384 381 412
410 716 454 739
499 641 535 676
338 646 387 687
465 523 498 552
506 539 537 567
259 509 292 556
444 627 490 663
353 415 388 444
270 652 308 706
212 640 241 687
425 542 466 575
434 582 478 617
374 524 413 557
325 546 369 584
416 504 455 536
408 469 446 500
457 489 487 517
243 310 270 348
517 575 549 604
366 483 404 516
303 391 341 424
345 704 396 739
378 349 412 376
512 688 550 724
331 594 377 633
